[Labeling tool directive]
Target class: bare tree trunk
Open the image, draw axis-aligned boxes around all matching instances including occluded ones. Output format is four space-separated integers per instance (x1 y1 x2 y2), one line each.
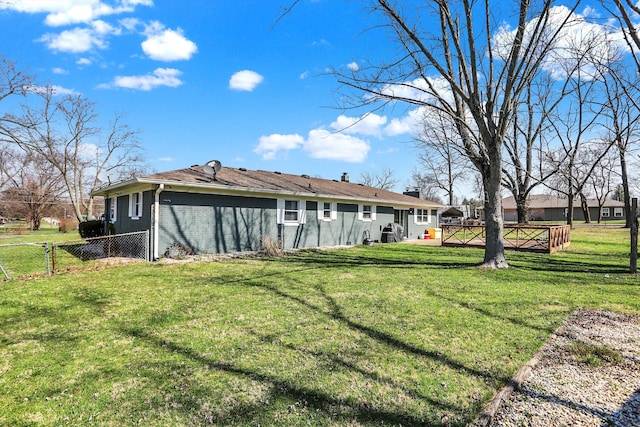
481 150 507 268
579 193 591 223
620 150 632 228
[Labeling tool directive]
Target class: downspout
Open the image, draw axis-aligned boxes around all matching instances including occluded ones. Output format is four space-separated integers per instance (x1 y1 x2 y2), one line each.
153 184 164 260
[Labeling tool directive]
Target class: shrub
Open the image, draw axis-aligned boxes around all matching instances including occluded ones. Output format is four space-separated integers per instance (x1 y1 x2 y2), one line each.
261 234 284 257
78 220 105 238
164 243 195 259
58 218 78 233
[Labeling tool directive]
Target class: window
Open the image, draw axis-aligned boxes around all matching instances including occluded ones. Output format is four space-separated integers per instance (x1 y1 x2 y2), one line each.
317 202 337 221
322 202 331 219
602 207 610 217
414 208 430 224
363 205 372 220
129 192 143 219
109 197 117 222
284 200 299 222
277 199 307 226
614 207 623 217
358 204 376 222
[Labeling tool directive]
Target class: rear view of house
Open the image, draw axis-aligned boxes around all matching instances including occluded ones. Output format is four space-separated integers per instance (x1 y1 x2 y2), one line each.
92 163 442 259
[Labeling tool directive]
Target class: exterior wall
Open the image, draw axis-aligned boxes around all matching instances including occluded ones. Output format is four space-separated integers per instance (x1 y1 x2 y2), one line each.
158 192 277 256
153 192 440 256
280 202 395 249
110 191 153 235
405 208 439 238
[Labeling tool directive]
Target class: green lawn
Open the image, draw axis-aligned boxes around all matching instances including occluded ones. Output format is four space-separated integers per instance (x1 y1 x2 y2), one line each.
1 226 638 426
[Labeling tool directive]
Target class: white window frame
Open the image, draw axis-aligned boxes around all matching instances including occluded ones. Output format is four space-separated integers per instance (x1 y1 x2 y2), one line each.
317 201 337 221
109 197 117 222
277 199 307 226
358 204 376 222
602 207 610 218
414 208 431 225
129 192 143 219
614 207 623 217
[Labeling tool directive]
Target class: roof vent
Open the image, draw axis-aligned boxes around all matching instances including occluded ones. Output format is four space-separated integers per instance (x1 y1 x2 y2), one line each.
301 174 310 179
341 172 350 182
274 171 282 175
239 167 247 172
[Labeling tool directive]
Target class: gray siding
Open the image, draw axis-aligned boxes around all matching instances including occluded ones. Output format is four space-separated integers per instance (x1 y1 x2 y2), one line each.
279 203 396 249
111 191 152 235
158 192 276 256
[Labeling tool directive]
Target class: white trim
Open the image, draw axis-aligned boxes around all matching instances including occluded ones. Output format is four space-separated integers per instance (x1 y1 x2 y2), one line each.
414 208 430 225
277 198 306 226
109 197 117 222
614 207 623 217
358 204 376 222
602 207 610 217
317 201 337 221
129 192 143 219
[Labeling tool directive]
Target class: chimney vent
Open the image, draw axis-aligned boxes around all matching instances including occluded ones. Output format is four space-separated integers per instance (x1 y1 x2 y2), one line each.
341 172 349 182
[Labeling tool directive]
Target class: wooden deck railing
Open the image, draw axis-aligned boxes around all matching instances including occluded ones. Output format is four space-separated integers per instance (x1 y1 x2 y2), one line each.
441 224 571 253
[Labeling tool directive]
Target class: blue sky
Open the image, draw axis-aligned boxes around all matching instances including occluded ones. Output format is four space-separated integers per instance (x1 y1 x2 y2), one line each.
0 0 636 199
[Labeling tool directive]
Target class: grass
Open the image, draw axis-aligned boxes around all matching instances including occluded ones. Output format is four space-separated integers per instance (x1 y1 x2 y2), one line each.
569 342 625 367
0 226 638 426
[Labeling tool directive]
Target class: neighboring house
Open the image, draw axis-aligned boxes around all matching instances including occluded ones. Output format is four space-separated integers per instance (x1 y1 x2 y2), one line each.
92 164 443 260
502 194 626 222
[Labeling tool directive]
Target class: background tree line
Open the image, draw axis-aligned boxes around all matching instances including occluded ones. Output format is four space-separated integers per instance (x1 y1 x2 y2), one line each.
0 57 146 231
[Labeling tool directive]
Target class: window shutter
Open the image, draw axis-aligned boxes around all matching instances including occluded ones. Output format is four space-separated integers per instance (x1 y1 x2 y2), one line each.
357 204 363 221
371 205 377 221
331 202 337 220
299 200 307 224
276 199 285 224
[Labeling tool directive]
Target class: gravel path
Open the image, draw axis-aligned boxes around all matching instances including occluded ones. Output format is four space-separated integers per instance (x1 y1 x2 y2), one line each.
478 310 640 427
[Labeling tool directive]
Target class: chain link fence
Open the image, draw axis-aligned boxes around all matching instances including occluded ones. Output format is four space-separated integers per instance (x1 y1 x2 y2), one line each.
0 231 149 280
0 242 51 280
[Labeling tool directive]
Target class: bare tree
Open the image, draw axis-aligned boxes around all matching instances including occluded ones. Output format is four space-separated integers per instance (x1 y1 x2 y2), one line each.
359 168 399 190
602 0 640 73
588 148 618 223
598 65 640 228
415 110 470 206
333 1 582 268
0 148 64 230
409 169 446 204
2 87 144 222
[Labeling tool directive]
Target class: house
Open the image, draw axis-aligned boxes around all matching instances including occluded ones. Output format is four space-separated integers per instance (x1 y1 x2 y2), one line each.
502 194 626 222
91 163 443 260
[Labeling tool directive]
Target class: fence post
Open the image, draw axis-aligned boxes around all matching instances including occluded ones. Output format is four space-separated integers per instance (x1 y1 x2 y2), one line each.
51 244 57 274
631 198 638 274
44 242 51 276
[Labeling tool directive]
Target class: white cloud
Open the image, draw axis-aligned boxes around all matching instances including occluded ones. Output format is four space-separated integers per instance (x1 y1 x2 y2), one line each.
384 107 425 136
39 27 107 53
254 134 304 160
141 23 198 61
77 57 92 65
157 157 174 162
52 67 69 75
305 129 370 162
108 67 183 91
300 71 310 79
0 0 153 27
330 114 387 138
347 61 359 71
229 70 264 91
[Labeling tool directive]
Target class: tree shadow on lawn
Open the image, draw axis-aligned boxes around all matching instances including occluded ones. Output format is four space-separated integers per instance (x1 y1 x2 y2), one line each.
120 326 458 426
283 245 482 270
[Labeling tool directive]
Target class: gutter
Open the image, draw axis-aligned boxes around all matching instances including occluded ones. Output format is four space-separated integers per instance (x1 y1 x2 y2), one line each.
153 184 164 260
